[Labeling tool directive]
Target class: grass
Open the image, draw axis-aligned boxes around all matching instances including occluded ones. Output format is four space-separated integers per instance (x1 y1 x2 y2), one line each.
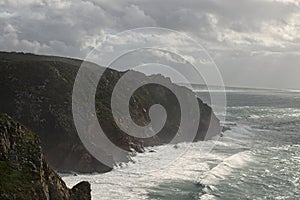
0 161 31 199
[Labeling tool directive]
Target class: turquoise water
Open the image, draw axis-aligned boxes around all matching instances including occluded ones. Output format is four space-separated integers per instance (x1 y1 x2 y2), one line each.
63 89 300 199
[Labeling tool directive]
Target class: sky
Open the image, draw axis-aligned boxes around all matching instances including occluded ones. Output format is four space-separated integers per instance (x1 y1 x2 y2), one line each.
0 0 300 89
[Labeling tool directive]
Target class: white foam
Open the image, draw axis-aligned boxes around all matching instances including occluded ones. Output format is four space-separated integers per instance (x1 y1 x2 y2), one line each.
198 150 254 185
63 141 219 199
63 124 255 199
199 194 217 200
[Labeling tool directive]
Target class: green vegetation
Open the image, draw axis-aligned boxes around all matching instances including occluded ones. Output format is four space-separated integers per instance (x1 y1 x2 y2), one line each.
0 161 31 199
0 114 91 200
0 51 221 173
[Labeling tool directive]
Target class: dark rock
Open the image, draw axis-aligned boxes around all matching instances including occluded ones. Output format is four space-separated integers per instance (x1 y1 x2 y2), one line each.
0 51 221 173
0 114 91 200
222 126 231 132
70 181 91 200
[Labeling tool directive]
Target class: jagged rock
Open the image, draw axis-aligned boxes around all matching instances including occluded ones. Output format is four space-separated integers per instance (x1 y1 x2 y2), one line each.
0 114 91 200
222 126 231 132
70 181 91 200
0 51 221 173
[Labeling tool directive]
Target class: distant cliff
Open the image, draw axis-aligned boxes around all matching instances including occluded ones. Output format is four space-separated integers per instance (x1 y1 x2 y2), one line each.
0 114 91 200
0 51 221 173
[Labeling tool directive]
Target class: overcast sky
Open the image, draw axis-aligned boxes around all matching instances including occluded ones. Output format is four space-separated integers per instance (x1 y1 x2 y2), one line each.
1 0 299 89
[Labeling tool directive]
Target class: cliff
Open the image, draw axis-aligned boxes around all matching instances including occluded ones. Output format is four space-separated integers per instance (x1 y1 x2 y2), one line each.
0 51 221 173
0 114 91 200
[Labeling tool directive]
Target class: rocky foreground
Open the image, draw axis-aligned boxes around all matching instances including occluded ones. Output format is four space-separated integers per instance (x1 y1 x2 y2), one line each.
0 114 91 200
0 52 221 173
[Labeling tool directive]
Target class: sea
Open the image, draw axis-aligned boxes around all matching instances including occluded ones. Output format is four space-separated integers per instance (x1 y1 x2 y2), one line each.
62 88 300 200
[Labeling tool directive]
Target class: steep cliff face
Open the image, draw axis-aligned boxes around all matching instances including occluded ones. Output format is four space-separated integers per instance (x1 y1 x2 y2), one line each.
0 52 111 173
0 114 91 200
0 51 221 173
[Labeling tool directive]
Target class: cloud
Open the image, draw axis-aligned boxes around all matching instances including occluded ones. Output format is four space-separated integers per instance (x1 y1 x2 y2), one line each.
0 0 299 89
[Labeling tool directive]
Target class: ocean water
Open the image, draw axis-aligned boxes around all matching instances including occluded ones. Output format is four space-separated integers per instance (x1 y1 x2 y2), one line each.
63 88 300 199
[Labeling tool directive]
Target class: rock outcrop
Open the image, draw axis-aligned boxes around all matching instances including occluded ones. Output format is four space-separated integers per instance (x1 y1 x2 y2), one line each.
0 114 91 200
0 51 221 173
